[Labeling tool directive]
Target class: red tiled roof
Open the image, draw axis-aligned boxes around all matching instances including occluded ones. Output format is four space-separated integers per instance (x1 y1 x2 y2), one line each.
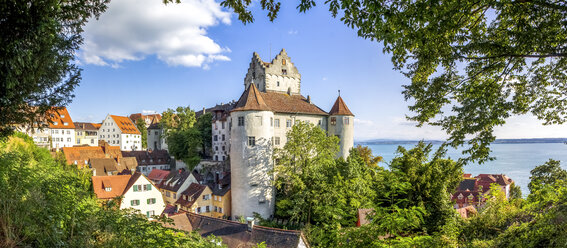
110 115 140 134
329 96 354 116
92 123 102 129
261 92 328 116
232 83 271 112
148 169 170 184
46 107 75 129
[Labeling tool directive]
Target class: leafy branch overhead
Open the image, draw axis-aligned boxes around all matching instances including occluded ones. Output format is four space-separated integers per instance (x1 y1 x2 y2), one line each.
203 0 567 163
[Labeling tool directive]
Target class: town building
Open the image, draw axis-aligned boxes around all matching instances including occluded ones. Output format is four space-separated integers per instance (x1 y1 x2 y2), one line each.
92 172 166 218
228 49 355 220
122 150 172 176
98 115 142 151
130 113 168 151
158 169 202 205
452 174 515 210
211 103 235 161
175 183 215 216
166 212 310 248
47 107 76 149
61 141 122 168
209 173 231 219
74 122 99 146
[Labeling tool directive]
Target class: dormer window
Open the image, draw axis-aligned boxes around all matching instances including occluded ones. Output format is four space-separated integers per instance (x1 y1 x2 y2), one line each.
105 187 111 192
458 194 463 200
53 122 58 125
63 122 68 126
60 114 65 118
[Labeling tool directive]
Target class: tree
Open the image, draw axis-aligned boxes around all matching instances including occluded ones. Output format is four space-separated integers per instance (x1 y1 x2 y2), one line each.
0 133 222 247
528 159 567 192
161 107 202 169
353 145 382 168
208 0 567 163
136 118 148 149
0 0 107 137
195 113 212 157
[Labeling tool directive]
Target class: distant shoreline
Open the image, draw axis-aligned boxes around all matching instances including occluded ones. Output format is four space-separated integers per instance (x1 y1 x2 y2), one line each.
357 138 567 145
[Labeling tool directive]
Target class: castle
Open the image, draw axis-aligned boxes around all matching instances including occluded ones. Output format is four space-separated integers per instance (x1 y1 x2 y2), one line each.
210 49 354 220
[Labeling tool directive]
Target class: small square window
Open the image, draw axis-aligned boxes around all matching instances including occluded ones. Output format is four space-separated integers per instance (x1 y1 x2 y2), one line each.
330 117 337 125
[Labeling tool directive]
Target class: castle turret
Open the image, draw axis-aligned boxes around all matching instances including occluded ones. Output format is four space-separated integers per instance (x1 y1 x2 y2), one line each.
328 95 354 159
230 83 275 220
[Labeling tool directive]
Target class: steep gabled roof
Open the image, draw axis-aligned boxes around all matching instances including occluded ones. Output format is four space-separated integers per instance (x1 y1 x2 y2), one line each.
232 83 271 112
159 169 193 192
110 115 140 134
175 183 208 208
46 107 75 129
329 96 354 116
92 175 132 199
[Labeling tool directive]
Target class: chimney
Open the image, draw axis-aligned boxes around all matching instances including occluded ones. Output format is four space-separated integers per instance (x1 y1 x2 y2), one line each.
203 107 206 114
246 217 255 231
307 95 311 103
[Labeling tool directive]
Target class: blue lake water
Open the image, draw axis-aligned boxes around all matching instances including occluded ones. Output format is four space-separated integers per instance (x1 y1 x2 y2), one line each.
361 142 567 195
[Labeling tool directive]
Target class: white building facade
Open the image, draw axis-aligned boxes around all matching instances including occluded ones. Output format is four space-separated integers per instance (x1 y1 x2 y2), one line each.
98 115 142 151
121 174 166 218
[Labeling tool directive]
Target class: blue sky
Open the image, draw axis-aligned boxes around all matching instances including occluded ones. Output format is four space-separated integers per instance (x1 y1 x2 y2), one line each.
69 0 567 141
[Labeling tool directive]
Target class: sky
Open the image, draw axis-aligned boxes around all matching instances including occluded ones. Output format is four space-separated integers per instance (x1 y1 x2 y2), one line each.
68 0 567 141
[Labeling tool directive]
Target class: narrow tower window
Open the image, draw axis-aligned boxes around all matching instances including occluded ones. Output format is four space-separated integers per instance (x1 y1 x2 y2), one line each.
330 117 337 125
282 59 286 65
238 117 245 126
248 136 256 146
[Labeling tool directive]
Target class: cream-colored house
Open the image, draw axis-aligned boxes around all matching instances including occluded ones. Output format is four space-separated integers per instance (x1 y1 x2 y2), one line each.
74 122 99 146
175 183 215 217
92 172 166 218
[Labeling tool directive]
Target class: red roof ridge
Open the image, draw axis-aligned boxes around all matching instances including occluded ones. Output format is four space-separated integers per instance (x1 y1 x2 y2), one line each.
329 96 354 116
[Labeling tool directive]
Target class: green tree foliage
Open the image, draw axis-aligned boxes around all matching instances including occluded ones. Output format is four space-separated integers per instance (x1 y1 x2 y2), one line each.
353 145 383 168
528 159 567 192
273 122 379 247
0 0 107 137
206 0 567 163
0 133 222 247
161 107 202 168
136 118 148 149
196 112 212 157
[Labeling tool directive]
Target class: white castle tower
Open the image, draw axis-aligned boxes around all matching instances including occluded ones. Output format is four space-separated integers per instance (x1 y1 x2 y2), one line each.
230 83 276 219
328 95 355 159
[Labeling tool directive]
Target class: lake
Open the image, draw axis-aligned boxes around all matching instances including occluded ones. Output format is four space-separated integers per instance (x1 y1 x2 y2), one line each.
362 142 567 195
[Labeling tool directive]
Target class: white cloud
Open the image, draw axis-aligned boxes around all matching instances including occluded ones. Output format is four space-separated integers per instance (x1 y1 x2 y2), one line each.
80 0 232 68
322 77 327 81
288 29 298 35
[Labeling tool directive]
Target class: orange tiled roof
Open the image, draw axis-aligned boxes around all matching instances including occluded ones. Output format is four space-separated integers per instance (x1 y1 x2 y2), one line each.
62 143 122 166
232 84 271 112
329 96 354 116
47 107 75 129
110 115 140 134
92 175 132 199
92 123 102 129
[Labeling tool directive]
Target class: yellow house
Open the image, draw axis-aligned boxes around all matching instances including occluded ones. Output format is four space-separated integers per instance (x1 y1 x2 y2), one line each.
210 174 231 219
175 183 214 217
158 169 199 205
74 122 99 146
